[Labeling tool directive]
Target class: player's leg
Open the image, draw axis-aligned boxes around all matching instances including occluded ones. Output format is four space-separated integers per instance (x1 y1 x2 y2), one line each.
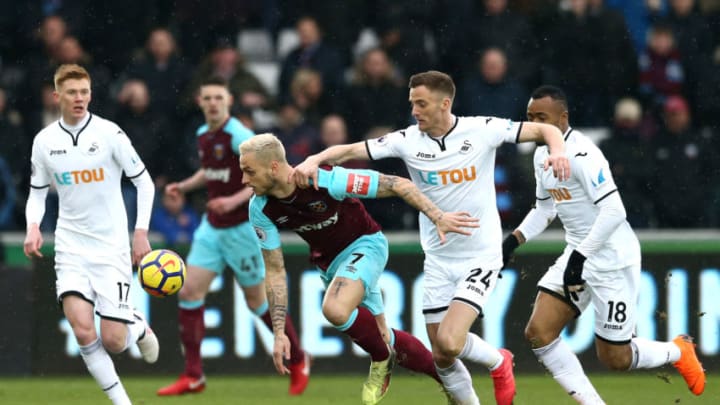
56 253 131 405
592 265 705 395
327 232 394 404
422 255 481 405
526 255 604 405
93 253 158 362
225 222 309 395
158 218 220 395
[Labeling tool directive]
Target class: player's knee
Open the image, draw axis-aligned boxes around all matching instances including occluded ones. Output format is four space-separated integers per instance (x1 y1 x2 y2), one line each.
434 331 463 359
100 332 126 354
322 302 352 326
524 321 556 348
72 324 97 346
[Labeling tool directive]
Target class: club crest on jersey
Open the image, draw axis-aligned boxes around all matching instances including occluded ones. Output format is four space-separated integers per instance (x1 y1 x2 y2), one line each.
213 144 225 160
87 142 100 155
308 200 328 213
460 140 473 154
346 173 370 195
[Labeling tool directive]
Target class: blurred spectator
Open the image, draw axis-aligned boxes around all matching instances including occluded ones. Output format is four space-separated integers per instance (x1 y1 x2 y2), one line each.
650 96 713 227
114 80 189 183
272 104 319 166
543 0 635 125
290 68 340 127
600 98 656 227
51 36 112 112
188 39 272 112
314 114 368 169
369 0 434 78
456 47 527 119
0 87 26 229
462 0 538 86
124 28 192 123
277 16 345 104
151 190 200 246
638 23 685 113
345 48 408 142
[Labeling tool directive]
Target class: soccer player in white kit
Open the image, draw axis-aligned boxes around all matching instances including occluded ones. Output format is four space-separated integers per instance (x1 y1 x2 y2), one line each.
292 70 571 405
502 86 706 404
23 64 159 405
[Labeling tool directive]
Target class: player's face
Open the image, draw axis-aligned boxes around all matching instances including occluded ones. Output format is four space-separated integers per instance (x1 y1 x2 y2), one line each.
526 96 566 130
198 85 232 125
55 78 91 124
239 152 275 196
409 85 449 135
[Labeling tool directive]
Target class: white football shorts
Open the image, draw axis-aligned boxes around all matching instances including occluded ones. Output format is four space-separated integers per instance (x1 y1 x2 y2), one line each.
55 251 135 323
538 250 641 343
422 253 502 324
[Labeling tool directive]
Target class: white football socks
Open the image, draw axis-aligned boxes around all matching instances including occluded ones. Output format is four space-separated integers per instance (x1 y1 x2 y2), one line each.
533 337 605 405
122 316 146 352
79 338 131 405
436 359 480 405
629 337 681 369
458 332 503 370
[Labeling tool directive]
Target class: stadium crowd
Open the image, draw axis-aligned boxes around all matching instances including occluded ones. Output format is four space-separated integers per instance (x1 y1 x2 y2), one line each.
1 0 719 240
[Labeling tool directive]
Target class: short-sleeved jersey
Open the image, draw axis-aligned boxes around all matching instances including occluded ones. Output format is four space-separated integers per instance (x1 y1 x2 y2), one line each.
197 117 254 228
532 128 641 269
366 116 521 267
249 166 382 270
30 113 146 255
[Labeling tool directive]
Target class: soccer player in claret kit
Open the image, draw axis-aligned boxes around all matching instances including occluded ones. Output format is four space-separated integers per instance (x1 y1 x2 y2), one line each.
502 85 706 403
292 70 571 405
240 133 479 404
23 64 158 405
158 77 310 396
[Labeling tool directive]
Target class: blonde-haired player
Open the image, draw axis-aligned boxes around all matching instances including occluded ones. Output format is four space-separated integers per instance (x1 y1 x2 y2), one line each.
24 64 158 405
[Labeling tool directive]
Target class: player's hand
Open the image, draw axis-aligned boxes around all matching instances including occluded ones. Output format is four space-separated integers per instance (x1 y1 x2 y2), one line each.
131 229 151 265
272 333 292 375
544 152 570 181
501 233 521 269
206 196 235 215
563 250 587 301
165 182 182 198
433 211 479 244
23 224 44 259
289 157 320 190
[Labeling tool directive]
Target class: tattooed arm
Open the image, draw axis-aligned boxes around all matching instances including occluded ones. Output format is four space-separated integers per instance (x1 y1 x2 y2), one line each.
375 174 479 243
262 247 291 374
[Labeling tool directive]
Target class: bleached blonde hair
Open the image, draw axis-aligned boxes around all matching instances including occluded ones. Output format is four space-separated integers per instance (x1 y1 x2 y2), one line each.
239 133 287 164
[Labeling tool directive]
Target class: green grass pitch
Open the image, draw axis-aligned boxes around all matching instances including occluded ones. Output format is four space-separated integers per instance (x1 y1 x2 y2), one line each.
0 373 715 404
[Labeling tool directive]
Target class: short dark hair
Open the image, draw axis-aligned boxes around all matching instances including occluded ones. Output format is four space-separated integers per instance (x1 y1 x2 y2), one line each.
409 70 455 100
199 75 229 89
530 85 568 110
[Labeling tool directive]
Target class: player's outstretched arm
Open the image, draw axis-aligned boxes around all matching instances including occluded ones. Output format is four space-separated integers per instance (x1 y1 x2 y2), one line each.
262 247 291 375
376 174 479 244
166 168 207 197
291 142 369 189
517 122 570 181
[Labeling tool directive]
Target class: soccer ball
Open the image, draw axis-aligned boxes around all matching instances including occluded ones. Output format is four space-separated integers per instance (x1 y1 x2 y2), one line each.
138 249 186 297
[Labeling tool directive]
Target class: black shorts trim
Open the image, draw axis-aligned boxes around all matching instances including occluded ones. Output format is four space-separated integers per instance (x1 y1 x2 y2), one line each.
58 291 94 308
451 297 484 318
595 333 631 346
538 286 581 318
96 312 134 324
423 305 449 314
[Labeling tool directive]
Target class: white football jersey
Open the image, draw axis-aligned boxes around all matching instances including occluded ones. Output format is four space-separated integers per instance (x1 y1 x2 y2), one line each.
366 116 521 267
30 113 146 255
532 128 641 269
